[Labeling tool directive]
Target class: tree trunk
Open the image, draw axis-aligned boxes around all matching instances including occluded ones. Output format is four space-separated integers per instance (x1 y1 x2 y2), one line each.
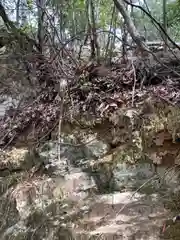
0 2 39 51
113 0 149 52
16 0 21 26
36 0 45 53
163 0 167 51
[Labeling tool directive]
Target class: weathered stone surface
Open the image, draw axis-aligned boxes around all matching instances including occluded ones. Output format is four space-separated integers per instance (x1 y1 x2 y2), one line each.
2 97 180 239
0 148 45 174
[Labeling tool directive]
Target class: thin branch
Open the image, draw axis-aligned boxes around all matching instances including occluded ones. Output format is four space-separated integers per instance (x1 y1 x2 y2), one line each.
123 0 180 51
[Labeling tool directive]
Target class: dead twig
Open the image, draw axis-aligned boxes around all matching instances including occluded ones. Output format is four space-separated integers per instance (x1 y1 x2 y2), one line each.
131 59 137 107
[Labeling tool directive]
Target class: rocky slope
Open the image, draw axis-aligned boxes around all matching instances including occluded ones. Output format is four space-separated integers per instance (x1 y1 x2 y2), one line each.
1 50 180 239
0 132 180 240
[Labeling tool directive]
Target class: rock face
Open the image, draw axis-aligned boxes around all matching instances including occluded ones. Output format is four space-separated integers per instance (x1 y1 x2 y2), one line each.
1 97 180 239
76 192 170 240
0 139 178 240
0 146 97 240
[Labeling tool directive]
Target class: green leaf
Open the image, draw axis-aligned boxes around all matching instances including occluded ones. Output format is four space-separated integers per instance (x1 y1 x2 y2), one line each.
27 0 33 10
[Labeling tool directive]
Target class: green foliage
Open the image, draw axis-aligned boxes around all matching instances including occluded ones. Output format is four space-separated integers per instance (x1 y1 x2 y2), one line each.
129 0 180 41
4 0 180 54
98 1 113 28
50 0 115 37
19 23 36 36
129 0 163 40
26 0 33 10
167 0 180 39
167 0 180 26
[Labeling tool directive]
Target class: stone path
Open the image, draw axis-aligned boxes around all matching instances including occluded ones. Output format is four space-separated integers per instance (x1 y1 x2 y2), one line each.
61 170 171 240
